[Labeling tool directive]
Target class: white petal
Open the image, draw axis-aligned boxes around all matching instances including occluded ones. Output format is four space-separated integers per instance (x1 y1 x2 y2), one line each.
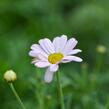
35 61 50 68
68 49 82 55
37 53 48 61
60 35 67 52
53 35 67 52
44 68 55 83
53 36 60 52
31 58 39 64
49 64 59 72
44 38 55 53
29 44 48 58
63 38 78 55
29 50 48 62
30 44 45 54
31 44 40 50
39 38 55 54
29 50 38 57
61 56 83 63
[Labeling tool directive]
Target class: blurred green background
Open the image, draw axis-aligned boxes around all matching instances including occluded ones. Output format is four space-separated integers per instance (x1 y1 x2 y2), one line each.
0 0 109 109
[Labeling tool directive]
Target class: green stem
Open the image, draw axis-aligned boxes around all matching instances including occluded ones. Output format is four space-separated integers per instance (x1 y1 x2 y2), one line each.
35 69 44 109
56 70 65 109
37 93 44 109
9 83 26 109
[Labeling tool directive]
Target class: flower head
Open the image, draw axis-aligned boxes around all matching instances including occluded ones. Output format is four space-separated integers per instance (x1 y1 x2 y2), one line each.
29 35 82 83
4 70 17 82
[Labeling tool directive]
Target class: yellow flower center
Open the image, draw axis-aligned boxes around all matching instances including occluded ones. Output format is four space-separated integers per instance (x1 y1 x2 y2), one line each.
48 53 64 64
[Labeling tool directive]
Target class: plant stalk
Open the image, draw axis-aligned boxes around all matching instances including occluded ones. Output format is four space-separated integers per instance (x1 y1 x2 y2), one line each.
9 83 26 109
56 70 65 109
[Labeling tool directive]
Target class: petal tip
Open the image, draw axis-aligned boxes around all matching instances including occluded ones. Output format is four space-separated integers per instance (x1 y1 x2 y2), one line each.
79 50 82 52
44 74 53 83
28 51 32 56
79 58 83 62
61 34 67 37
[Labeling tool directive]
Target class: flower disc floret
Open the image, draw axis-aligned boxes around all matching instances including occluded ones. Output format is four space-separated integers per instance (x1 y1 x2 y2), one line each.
48 53 64 64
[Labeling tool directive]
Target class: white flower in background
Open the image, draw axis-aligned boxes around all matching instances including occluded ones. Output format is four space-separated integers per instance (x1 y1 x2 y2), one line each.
4 70 17 82
29 35 82 83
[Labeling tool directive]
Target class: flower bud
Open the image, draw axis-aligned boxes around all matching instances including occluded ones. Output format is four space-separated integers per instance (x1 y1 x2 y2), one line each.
96 45 106 54
46 95 52 100
4 70 17 82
